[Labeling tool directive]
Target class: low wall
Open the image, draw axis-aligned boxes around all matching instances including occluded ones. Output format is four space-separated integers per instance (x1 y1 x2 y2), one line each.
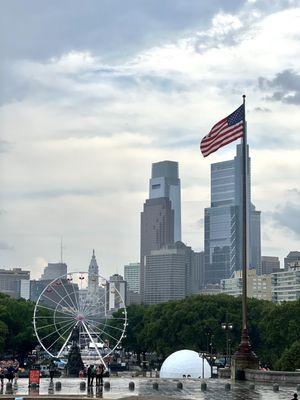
245 369 300 384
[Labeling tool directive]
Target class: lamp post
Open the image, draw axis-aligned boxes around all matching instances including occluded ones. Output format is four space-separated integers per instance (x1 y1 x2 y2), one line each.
221 321 233 366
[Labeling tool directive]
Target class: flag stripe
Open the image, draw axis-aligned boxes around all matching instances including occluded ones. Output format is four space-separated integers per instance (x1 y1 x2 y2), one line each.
201 122 243 151
200 104 244 157
202 130 243 157
201 128 243 156
201 122 243 148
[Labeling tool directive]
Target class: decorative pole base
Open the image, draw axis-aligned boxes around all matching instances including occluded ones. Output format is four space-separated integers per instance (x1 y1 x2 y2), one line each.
231 328 259 380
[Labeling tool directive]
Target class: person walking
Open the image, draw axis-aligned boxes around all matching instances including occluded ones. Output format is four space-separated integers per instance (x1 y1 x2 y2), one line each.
291 394 298 400
0 366 5 386
86 365 92 386
48 360 56 382
96 364 104 386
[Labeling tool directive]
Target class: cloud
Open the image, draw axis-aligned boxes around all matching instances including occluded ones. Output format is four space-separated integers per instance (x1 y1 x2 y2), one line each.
0 242 14 251
271 189 300 237
0 139 12 153
258 69 300 104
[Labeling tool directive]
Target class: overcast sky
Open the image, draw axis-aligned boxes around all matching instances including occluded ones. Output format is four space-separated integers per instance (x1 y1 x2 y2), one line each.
1 0 299 279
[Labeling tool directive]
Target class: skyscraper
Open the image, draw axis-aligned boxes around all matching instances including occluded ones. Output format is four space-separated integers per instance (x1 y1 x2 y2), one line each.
140 197 174 297
149 161 181 242
204 145 261 284
140 161 181 300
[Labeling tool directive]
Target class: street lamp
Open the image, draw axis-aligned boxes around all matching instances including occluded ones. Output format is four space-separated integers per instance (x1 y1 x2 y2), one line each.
221 322 233 366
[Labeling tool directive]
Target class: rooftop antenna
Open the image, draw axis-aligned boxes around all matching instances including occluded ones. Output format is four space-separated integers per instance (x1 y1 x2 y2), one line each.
60 237 63 263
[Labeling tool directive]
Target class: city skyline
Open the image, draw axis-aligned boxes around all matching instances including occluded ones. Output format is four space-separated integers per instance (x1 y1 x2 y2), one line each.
1 1 300 278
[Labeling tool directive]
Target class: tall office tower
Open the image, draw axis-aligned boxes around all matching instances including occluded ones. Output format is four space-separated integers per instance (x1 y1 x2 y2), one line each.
88 249 99 293
149 161 181 242
204 145 261 284
124 263 140 294
191 251 205 294
108 274 127 309
40 262 67 280
140 197 174 298
261 256 281 274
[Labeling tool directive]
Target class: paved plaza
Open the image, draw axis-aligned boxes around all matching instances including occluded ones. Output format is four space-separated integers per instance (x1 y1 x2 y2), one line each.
0 377 298 399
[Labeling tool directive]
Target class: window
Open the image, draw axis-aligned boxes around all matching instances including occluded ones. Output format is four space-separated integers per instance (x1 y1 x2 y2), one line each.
152 184 160 189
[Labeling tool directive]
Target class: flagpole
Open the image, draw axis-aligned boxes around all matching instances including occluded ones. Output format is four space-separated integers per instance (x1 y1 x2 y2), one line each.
231 95 259 380
242 94 248 332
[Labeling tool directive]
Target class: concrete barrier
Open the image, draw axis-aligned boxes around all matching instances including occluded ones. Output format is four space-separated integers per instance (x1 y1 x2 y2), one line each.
153 382 159 390
5 382 13 394
55 381 62 390
104 381 110 390
79 381 86 390
201 382 207 391
245 369 300 384
273 383 279 391
177 381 183 389
297 384 300 392
249 383 255 390
225 383 231 390
129 381 135 391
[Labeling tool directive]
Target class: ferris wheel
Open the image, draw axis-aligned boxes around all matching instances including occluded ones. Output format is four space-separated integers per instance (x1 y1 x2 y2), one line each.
33 272 127 369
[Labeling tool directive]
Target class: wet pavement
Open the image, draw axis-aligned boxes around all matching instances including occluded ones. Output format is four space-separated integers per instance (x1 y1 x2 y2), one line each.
0 377 298 399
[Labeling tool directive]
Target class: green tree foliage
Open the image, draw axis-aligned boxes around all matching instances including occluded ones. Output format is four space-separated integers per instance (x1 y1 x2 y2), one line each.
123 295 300 370
275 340 300 371
0 293 37 357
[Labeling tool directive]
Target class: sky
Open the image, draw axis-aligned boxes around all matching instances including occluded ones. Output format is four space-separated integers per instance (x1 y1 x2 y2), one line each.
0 0 300 279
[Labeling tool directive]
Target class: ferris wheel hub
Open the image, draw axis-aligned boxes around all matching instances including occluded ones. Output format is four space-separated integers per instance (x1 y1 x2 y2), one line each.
75 314 85 321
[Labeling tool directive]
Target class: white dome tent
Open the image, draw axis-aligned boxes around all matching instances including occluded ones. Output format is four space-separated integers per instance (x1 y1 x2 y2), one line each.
160 349 212 379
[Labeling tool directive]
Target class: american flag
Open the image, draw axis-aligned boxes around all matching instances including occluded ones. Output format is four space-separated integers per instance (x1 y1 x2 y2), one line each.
200 104 244 157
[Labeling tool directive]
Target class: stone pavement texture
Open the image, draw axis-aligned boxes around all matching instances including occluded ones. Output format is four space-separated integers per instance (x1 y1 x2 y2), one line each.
0 377 298 399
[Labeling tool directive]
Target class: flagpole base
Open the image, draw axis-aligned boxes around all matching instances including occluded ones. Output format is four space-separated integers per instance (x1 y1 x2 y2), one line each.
231 328 259 380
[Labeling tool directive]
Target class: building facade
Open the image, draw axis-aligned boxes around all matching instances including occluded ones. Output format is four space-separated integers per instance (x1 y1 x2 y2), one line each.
40 262 67 280
144 243 187 305
124 262 140 294
261 256 281 275
272 265 300 303
109 274 127 309
284 251 300 269
0 268 30 298
149 161 181 242
204 145 261 284
140 197 174 297
221 269 272 301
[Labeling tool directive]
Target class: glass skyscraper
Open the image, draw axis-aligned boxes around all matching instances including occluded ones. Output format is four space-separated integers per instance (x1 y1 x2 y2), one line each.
204 145 261 284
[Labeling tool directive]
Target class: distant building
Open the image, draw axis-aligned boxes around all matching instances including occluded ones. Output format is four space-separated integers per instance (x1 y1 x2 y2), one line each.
109 274 127 309
261 256 281 275
149 161 181 242
204 145 261 284
126 290 142 306
284 251 300 269
144 242 189 305
272 265 300 303
124 263 140 294
88 250 99 294
199 284 222 296
30 278 78 303
140 197 174 297
40 262 67 280
191 251 205 294
0 268 30 299
221 269 272 301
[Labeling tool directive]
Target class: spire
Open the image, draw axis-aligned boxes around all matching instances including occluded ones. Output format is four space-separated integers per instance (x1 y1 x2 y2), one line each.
93 249 95 257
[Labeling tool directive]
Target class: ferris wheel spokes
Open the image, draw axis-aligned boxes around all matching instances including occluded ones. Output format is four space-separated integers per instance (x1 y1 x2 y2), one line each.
82 321 107 371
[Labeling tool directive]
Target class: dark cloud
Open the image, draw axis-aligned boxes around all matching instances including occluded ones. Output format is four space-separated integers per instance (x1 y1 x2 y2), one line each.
271 189 300 237
258 69 300 105
253 107 271 113
0 0 245 63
